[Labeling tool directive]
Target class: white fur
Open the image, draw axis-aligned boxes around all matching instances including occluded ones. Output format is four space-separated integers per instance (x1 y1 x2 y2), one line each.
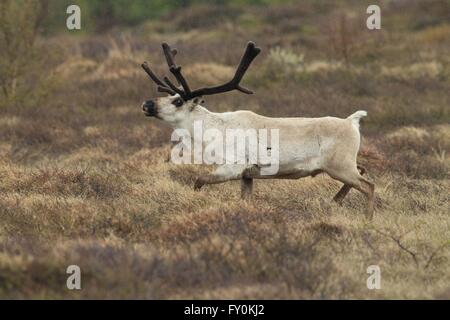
152 95 366 181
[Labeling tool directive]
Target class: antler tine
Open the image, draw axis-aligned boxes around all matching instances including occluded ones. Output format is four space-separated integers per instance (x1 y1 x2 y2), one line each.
189 41 261 98
141 62 165 87
230 41 261 93
141 62 176 96
163 76 185 96
162 43 192 98
158 86 176 95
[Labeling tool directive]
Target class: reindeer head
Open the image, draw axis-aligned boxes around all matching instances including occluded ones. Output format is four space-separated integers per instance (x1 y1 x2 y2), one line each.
141 42 261 124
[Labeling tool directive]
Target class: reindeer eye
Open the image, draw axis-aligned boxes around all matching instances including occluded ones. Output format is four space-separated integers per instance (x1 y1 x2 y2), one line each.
173 98 184 107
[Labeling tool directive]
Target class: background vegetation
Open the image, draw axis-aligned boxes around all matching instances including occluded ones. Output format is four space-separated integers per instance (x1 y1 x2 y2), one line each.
44 0 297 32
0 0 449 299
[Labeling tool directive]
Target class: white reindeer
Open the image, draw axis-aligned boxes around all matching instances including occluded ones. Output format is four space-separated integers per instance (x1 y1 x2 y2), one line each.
141 42 375 218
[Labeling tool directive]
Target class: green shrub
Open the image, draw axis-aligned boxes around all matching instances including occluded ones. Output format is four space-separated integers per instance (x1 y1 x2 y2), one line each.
262 47 305 81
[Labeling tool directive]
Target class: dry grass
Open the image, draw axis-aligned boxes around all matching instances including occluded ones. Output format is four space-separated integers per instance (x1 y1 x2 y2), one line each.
0 1 449 299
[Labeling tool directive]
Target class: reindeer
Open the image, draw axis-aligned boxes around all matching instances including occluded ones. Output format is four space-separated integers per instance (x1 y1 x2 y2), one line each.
141 42 375 218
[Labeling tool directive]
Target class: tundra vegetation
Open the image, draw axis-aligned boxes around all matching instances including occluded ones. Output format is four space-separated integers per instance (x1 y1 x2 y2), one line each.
0 0 449 299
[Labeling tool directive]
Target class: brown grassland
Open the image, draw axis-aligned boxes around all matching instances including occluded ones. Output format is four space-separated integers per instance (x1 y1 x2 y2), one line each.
0 0 449 299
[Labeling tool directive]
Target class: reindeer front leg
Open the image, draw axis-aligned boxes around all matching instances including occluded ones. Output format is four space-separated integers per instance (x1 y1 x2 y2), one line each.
240 178 253 199
194 165 252 199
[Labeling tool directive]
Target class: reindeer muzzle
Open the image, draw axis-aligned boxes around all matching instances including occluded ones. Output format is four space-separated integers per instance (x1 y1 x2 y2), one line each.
143 100 157 117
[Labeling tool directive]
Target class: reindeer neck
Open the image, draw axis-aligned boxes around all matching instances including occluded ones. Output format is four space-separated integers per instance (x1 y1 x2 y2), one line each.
173 105 220 133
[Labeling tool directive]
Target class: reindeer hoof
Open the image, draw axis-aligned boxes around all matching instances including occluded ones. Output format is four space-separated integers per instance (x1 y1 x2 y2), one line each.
333 196 344 206
194 179 204 191
240 191 252 200
365 209 374 220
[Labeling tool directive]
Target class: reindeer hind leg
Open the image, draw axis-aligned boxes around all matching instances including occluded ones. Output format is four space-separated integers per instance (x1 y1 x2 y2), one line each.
327 166 375 219
332 165 366 204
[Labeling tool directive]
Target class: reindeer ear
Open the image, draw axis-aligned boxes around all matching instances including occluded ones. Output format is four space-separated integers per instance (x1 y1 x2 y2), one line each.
193 98 204 105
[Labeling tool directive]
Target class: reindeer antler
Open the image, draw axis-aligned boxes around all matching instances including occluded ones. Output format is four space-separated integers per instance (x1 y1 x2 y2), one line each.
189 42 261 98
162 43 192 98
141 61 176 96
142 41 261 101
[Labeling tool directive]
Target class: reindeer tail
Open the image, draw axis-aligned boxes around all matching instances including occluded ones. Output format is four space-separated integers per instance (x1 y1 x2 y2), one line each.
347 110 367 129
